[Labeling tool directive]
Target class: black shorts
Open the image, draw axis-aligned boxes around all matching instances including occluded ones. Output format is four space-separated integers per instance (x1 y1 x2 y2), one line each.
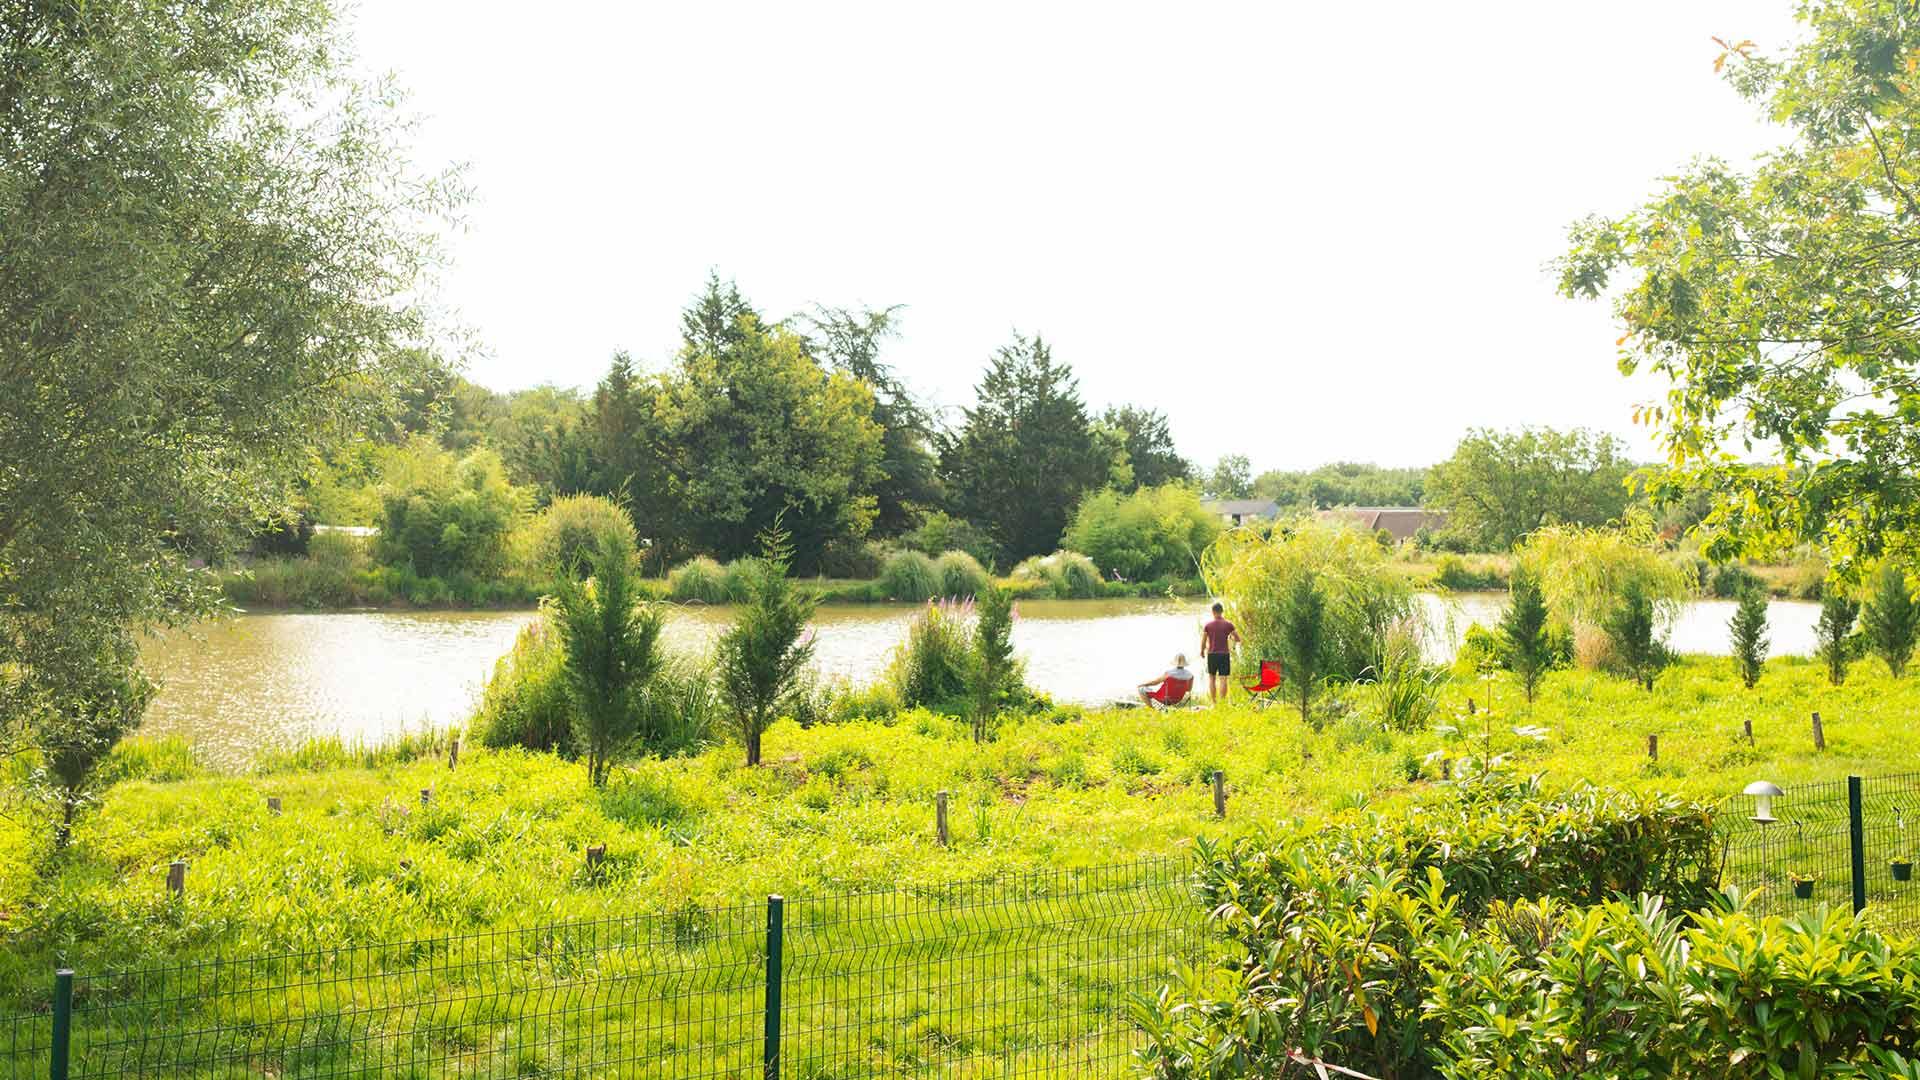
1206 653 1231 677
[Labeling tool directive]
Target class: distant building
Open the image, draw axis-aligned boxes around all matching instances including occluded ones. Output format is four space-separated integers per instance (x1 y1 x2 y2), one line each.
1203 498 1281 527
1317 507 1448 543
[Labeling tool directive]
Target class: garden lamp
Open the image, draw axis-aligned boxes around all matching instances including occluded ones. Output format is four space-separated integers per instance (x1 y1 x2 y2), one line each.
1745 780 1783 825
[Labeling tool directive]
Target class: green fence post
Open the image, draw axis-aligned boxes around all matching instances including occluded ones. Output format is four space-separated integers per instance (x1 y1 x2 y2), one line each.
1849 775 1867 915
50 969 72 1080
764 895 783 1080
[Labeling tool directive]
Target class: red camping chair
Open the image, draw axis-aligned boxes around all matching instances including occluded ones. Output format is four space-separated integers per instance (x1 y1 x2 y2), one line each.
1240 660 1284 709
1143 674 1194 709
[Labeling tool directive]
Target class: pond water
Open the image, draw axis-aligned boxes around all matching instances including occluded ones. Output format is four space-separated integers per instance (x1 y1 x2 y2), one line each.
139 595 1823 766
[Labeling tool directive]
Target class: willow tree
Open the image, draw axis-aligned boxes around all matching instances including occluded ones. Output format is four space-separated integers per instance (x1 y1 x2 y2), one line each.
1560 2 1920 578
1 2 460 802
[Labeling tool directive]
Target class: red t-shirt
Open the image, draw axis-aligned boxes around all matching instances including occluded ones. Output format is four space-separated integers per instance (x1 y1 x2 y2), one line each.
1203 618 1235 656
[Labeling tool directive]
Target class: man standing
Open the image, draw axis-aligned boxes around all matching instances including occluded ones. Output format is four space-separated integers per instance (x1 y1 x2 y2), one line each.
1200 602 1240 704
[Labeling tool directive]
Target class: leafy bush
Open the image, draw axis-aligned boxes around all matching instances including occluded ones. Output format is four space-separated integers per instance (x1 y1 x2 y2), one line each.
1061 484 1219 581
878 549 941 602
722 557 771 601
307 530 371 573
474 615 574 754
666 557 729 603
970 584 1022 741
1432 554 1505 591
376 440 527 578
900 511 998 569
1362 625 1439 732
1139 781 1727 1080
516 494 636 580
815 538 886 580
1862 561 1918 678
1709 562 1763 598
886 599 976 714
933 550 990 599
1011 550 1103 599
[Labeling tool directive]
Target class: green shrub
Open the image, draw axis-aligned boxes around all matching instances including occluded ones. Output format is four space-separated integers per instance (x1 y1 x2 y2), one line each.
307 530 370 573
878 550 941 602
1500 564 1554 701
933 550 990 599
1604 578 1670 690
667 557 729 603
552 538 666 785
1061 484 1219 581
816 538 886 580
1140 781 1726 1080
886 599 977 714
715 528 817 766
1433 554 1505 591
516 493 635 580
474 615 574 754
376 440 528 578
633 655 720 757
722 557 772 601
900 511 998 568
1517 522 1693 671
1709 562 1763 598
1010 551 1103 599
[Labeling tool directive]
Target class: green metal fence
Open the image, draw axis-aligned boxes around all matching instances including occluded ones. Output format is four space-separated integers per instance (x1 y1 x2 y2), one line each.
1718 771 1920 931
1 857 1202 1079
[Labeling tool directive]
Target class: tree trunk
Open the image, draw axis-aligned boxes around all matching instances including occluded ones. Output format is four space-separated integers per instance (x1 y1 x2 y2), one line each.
746 729 761 767
55 792 76 850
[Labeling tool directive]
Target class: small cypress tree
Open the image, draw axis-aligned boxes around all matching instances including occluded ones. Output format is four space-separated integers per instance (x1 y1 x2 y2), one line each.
1500 565 1553 702
1603 579 1669 691
1729 587 1770 689
553 535 664 786
715 523 818 766
1815 589 1860 686
1861 562 1918 678
970 584 1019 743
1277 571 1329 723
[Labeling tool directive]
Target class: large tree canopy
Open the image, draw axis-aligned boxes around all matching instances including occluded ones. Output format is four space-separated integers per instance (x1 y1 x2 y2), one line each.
1560 0 1920 575
940 335 1107 562
799 305 942 537
0 0 457 718
1425 427 1634 551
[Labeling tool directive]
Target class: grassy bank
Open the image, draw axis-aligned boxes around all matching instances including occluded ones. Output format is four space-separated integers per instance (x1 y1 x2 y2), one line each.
217 555 1209 611
3 654 1911 979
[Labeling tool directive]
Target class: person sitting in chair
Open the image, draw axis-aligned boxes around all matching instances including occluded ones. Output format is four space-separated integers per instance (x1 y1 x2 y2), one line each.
1137 654 1196 708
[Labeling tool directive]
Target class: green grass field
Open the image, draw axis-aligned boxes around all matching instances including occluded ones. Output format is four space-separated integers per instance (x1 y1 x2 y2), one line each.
1 654 1916 1076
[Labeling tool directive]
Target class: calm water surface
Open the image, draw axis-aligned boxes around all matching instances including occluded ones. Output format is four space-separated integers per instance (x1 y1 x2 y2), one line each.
140 595 1822 766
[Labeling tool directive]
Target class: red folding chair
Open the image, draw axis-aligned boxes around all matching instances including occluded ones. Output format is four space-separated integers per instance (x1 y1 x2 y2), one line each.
1143 674 1194 709
1240 659 1284 709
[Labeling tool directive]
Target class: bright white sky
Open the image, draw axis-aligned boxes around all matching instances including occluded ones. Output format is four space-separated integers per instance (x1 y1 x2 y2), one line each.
349 1 1804 473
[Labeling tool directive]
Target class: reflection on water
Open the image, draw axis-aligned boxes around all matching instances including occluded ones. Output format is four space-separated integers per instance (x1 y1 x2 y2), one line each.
140 595 1823 766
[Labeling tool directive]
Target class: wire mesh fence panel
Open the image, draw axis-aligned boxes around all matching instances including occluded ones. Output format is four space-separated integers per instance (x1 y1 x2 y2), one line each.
1719 773 1920 935
0 1013 51 1080
782 858 1203 1078
1860 772 1920 933
46 900 768 1080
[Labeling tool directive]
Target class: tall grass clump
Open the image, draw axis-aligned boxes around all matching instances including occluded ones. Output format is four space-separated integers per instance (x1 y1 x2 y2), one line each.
1516 521 1692 673
934 550 990 599
634 655 720 757
1011 551 1103 599
474 614 574 754
667 556 730 603
878 549 941 602
722 557 771 601
887 599 977 714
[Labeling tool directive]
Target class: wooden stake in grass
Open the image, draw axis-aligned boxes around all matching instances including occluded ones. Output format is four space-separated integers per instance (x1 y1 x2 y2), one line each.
1212 770 1227 818
166 860 186 898
266 796 281 815
586 844 606 871
936 791 950 848
421 787 433 808
1813 712 1826 751
1743 718 1754 747
449 738 460 770
1647 734 1658 762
